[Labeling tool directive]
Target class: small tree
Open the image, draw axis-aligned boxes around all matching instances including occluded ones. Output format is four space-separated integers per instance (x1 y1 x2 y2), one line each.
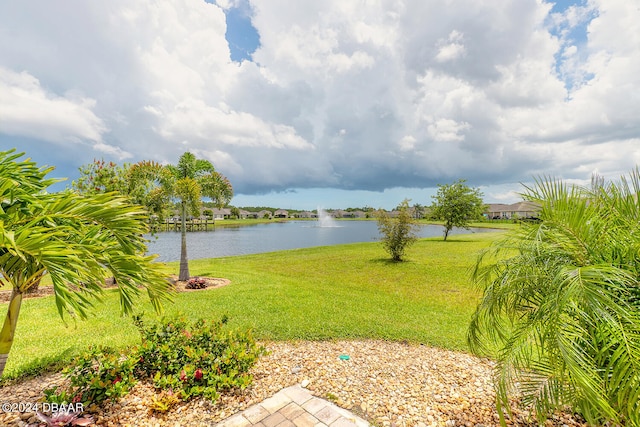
72 159 132 194
430 179 485 240
377 199 421 262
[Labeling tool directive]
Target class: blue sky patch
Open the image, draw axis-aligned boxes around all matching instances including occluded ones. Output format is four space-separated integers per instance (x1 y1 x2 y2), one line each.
546 0 599 92
222 2 260 62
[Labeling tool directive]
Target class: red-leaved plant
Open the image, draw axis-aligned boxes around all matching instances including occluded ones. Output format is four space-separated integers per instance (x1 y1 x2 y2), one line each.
36 410 93 426
185 277 208 289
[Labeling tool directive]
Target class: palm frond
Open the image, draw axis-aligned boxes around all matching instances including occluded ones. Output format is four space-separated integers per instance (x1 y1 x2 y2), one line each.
470 172 640 425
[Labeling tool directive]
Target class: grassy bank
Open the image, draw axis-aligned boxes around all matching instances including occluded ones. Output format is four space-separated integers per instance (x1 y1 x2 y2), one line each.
2 231 503 380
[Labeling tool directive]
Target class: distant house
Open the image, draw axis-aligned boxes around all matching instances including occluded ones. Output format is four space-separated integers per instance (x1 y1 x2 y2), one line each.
296 211 315 218
274 209 289 218
238 209 251 219
485 201 541 220
211 208 232 220
336 210 367 218
257 210 273 219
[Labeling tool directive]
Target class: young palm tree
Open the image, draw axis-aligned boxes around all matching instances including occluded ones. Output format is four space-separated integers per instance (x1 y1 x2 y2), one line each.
88 153 233 281
0 150 173 377
165 152 233 281
468 172 640 426
376 199 420 261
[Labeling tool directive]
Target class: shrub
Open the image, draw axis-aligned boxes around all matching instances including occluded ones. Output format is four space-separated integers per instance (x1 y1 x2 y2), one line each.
469 173 640 426
185 277 208 289
149 389 181 413
45 315 265 408
132 314 266 401
376 199 420 261
44 346 136 406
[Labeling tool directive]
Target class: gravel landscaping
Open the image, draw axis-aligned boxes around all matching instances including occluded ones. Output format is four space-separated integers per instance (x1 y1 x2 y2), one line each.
0 340 586 427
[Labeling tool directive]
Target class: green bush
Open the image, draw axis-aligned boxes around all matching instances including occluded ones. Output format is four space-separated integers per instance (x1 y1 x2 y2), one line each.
45 315 265 407
132 314 266 401
44 346 136 406
469 173 640 426
376 199 420 261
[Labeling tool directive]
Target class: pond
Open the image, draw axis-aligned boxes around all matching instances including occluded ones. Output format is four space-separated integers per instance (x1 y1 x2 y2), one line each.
146 220 494 262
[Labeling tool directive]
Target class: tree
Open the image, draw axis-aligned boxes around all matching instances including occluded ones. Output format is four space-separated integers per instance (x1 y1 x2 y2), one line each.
430 179 485 240
73 154 233 281
0 149 172 377
165 152 233 281
73 159 171 222
126 160 174 222
412 203 425 219
468 172 640 426
72 159 129 195
376 199 421 262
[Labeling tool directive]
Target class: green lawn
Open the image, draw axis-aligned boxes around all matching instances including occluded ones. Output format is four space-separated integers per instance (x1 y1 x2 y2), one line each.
1 231 504 380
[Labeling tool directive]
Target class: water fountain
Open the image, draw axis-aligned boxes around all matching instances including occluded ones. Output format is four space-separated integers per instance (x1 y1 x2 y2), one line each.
316 207 339 227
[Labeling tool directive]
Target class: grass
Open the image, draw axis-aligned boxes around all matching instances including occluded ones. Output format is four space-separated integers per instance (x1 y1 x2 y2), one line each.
1 231 505 381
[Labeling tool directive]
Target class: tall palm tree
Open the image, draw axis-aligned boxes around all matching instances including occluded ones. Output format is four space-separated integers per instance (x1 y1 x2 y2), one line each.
165 152 233 281
468 172 640 426
0 150 173 377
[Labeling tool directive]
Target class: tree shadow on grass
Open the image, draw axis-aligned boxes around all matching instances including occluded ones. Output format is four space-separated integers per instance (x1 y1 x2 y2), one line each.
428 238 482 243
368 257 418 265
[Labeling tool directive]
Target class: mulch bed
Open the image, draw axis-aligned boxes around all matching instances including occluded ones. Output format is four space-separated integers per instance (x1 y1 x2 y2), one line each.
0 276 230 303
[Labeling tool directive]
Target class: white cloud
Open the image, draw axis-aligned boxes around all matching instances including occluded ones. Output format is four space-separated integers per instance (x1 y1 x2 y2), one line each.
215 0 242 10
398 135 416 151
427 119 470 143
435 31 466 63
93 143 133 159
1 0 639 203
0 67 109 147
154 98 313 150
256 23 375 76
500 1 640 146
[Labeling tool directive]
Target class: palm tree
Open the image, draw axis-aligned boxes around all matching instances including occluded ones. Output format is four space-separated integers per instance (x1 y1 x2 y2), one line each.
165 152 233 281
412 202 425 219
74 153 233 281
468 172 640 426
0 150 173 377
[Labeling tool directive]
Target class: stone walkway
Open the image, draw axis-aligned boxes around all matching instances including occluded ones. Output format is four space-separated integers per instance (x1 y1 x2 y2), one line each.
216 385 371 427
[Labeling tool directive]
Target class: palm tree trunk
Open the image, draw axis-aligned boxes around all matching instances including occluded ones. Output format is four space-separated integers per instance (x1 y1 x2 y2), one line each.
24 276 42 294
0 288 23 377
179 201 190 281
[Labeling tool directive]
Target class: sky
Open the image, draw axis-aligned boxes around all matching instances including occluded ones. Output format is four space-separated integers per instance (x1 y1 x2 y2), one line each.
1 0 639 210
